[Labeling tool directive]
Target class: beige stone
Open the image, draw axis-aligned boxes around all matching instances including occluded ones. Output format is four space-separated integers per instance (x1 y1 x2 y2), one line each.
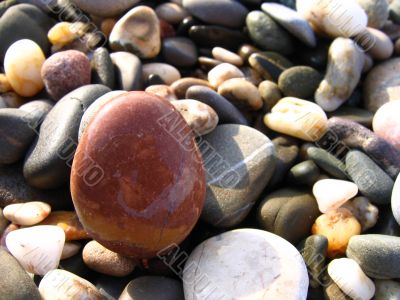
342 196 378 232
47 22 79 48
145 84 177 101
366 27 394 60
212 47 243 66
207 63 244 88
3 202 51 226
142 63 181 85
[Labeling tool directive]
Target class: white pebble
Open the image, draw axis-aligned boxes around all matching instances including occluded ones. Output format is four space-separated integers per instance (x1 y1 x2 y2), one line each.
3 202 51 226
61 242 81 260
212 47 243 66
207 63 244 88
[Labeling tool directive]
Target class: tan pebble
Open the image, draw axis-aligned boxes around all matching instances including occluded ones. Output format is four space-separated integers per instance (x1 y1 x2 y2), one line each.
238 44 260 61
145 84 177 101
198 56 222 71
365 27 394 60
171 77 213 99
212 47 243 66
171 99 219 136
61 242 81 260
101 18 117 38
155 2 189 24
142 63 181 85
3 202 51 226
342 196 378 232
312 208 361 258
0 74 12 93
208 63 244 88
47 22 79 48
218 78 263 110
264 97 328 141
241 66 263 86
258 80 282 112
4 39 45 97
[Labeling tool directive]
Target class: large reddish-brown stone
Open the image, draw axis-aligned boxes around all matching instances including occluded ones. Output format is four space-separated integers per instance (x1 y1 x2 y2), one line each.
71 91 205 258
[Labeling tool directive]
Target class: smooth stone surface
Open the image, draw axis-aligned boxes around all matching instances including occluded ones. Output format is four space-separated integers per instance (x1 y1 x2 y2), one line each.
199 125 275 227
156 2 189 25
6 225 65 275
356 0 389 29
61 241 81 260
142 63 181 86
110 52 142 91
0 247 41 300
212 47 243 66
71 92 205 258
145 84 177 102
246 10 294 55
39 269 104 299
162 37 198 67
171 78 212 99
261 3 316 47
264 97 328 141
23 84 111 189
4 39 45 97
182 0 248 28
249 52 293 81
119 276 184 300
19 99 53 125
171 99 218 136
328 106 374 128
257 188 320 244
258 80 282 112
186 85 248 125
374 279 400 300
91 47 115 89
288 160 320 186
208 63 244 88
347 234 400 279
328 258 375 300
307 147 348 180
373 101 400 150
47 21 78 48
366 28 394 60
183 229 309 300
83 240 136 277
313 179 358 213
278 66 322 99
392 174 400 226
3 201 51 226
342 196 378 232
345 150 394 205
42 50 91 100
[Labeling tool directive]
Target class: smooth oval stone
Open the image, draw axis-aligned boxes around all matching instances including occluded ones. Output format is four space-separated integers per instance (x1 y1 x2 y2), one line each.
328 106 374 128
183 229 309 300
186 85 248 125
119 276 184 300
246 10 294 55
264 97 328 141
345 150 394 205
23 84 111 189
3 201 51 226
392 174 400 226
278 66 322 99
374 279 400 300
258 80 282 112
82 240 136 277
208 63 244 88
356 0 389 29
6 225 65 275
366 28 394 60
212 47 243 66
182 0 248 28
328 258 375 300
4 39 45 97
19 99 53 125
171 77 212 99
110 6 160 59
198 56 222 71
199 124 275 227
42 50 91 100
288 160 320 186
347 234 400 279
343 196 378 232
249 52 293 81
110 52 142 91
142 63 181 86
307 147 348 180
171 99 218 136
257 188 320 244
162 37 198 67
363 58 400 112
373 101 400 150
146 84 177 102
0 247 41 300
61 241 81 260
71 92 205 258
39 269 104 299
147 74 166 86
156 2 189 25
261 3 316 47
91 47 115 89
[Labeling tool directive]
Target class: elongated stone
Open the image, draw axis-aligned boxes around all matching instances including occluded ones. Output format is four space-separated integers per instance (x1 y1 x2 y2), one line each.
3 201 51 226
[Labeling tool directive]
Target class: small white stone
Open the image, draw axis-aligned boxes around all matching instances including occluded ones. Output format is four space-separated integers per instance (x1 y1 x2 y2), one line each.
142 63 181 85
212 47 243 66
392 173 400 226
313 179 358 213
3 202 51 226
328 258 375 300
61 242 81 260
6 225 65 276
207 63 244 88
342 196 378 231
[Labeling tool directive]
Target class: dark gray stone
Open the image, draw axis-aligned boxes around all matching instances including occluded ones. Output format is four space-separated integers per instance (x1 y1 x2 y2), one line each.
0 0 16 17
19 100 53 125
23 85 111 189
278 66 322 99
249 52 293 81
327 106 374 128
91 47 115 89
307 146 348 180
162 37 198 68
374 279 400 300
288 160 320 186
110 52 142 91
390 0 400 24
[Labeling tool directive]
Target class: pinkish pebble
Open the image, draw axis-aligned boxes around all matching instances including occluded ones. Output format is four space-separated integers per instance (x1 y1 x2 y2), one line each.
373 101 400 150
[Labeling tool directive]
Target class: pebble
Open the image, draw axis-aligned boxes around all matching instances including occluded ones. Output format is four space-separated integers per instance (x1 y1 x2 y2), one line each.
212 47 243 66
4 39 45 97
366 27 394 60
392 174 400 226
391 0 400 24
249 52 293 82
183 229 309 300
182 0 248 28
0 73 12 93
91 47 115 89
0 208 8 234
110 52 143 91
142 63 181 85
171 77 212 99
61 242 81 260
41 50 91 100
342 197 378 232
145 84 177 102
207 63 244 88
109 6 161 59
119 276 184 300
312 208 361 258
288 160 320 186
82 240 136 277
315 38 365 112
363 58 400 112
257 188 320 244
198 56 222 70
347 234 400 279
264 97 328 142
258 80 282 112
155 2 189 25
373 101 400 150
278 66 322 99
186 85 248 125
312 179 358 213
71 92 205 257
328 258 375 300
69 0 139 17
199 124 275 227
246 10 293 55
355 0 389 29
162 37 198 67
39 269 104 300
6 225 65 275
306 147 348 180
328 106 374 128
261 3 316 47
217 78 263 111
374 279 400 300
47 22 79 48
38 211 90 241
296 0 368 38
171 99 218 136
324 279 352 300
3 201 51 226
19 99 53 125
0 247 41 300
345 150 394 205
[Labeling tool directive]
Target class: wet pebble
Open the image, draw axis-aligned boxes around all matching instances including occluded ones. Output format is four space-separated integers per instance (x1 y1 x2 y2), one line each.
3 201 51 226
